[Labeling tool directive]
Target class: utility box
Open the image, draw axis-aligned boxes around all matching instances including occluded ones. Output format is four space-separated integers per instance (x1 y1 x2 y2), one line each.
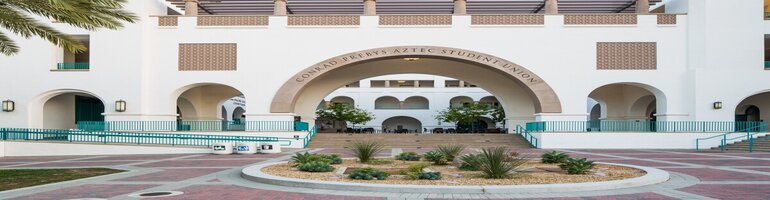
212 142 234 155
236 142 259 154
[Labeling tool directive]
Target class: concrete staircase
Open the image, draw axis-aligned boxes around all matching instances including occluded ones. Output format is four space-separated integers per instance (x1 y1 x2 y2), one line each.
720 135 770 152
307 133 534 148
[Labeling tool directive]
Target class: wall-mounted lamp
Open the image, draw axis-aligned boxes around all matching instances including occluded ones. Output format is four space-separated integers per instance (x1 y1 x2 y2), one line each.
2 100 14 112
115 100 127 112
713 102 723 109
402 58 420 61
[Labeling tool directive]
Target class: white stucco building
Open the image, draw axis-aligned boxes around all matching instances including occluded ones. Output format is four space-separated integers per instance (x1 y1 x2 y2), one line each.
1 0 769 151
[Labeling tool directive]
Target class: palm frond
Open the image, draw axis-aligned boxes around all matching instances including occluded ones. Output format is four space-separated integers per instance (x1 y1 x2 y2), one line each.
0 31 20 55
0 6 86 53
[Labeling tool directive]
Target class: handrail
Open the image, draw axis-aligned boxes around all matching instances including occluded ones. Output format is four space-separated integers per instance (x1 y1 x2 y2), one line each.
527 121 767 133
516 125 538 148
77 120 298 132
696 124 768 152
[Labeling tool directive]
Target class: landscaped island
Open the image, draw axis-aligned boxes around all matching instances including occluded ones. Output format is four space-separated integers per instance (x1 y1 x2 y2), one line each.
261 142 646 186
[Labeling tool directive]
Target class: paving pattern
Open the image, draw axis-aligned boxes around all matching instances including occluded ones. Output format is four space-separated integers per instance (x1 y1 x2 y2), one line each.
0 148 769 200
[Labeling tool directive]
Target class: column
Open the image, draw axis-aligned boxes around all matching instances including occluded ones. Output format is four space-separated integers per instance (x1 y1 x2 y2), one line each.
364 0 376 16
274 0 288 16
636 0 650 14
384 80 390 87
414 80 420 88
453 0 467 15
184 0 198 16
545 0 558 14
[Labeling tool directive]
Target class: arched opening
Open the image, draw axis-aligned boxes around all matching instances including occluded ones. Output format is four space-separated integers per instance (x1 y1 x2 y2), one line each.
479 96 500 108
375 96 400 109
382 116 422 133
403 96 429 109
171 83 245 131
30 90 105 130
449 96 474 108
588 83 665 121
329 96 355 106
270 46 562 132
735 91 770 123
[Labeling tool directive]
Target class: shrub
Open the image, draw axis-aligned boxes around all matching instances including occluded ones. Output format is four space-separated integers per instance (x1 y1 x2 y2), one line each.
435 144 466 162
290 152 319 166
319 154 342 165
541 151 570 164
348 167 389 180
559 158 596 175
395 152 421 161
423 151 448 165
298 161 335 172
368 159 394 165
400 163 440 180
349 140 384 163
418 172 442 180
478 147 527 179
458 153 484 171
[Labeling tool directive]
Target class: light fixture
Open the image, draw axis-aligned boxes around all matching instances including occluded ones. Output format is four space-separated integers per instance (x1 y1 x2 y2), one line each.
713 102 722 109
2 100 14 112
402 57 420 61
397 80 406 84
115 100 127 112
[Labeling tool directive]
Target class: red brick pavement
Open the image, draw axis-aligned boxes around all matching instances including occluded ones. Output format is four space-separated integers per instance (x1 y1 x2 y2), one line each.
668 159 770 166
429 193 677 200
154 185 385 200
678 184 770 200
665 168 770 181
135 159 260 167
114 168 229 182
11 184 158 200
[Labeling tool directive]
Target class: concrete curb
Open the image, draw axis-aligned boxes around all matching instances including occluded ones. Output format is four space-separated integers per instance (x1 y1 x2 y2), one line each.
241 161 670 194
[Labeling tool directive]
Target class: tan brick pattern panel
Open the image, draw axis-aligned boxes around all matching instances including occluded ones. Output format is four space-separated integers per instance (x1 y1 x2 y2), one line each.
379 15 452 25
197 16 268 26
158 16 178 26
179 43 237 71
564 14 637 25
471 15 544 25
657 14 677 25
288 15 360 26
597 42 657 70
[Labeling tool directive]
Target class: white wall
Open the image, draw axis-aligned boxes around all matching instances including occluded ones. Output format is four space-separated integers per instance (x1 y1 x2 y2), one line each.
0 141 211 157
533 132 769 149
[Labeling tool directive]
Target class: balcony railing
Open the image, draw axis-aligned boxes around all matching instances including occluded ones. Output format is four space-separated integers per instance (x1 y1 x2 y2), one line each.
526 121 768 133
57 62 89 70
77 120 305 132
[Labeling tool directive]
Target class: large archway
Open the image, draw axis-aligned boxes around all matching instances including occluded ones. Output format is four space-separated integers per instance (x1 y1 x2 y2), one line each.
382 116 423 133
29 89 106 129
588 83 666 121
735 91 770 131
270 46 562 128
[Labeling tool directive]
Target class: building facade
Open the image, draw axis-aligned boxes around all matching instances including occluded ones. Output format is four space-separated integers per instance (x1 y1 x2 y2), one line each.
1 0 769 149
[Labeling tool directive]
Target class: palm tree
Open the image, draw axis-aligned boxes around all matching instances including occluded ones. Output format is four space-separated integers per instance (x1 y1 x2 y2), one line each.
0 0 138 55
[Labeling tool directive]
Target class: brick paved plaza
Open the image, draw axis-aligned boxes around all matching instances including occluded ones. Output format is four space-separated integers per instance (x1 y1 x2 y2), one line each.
1 149 770 200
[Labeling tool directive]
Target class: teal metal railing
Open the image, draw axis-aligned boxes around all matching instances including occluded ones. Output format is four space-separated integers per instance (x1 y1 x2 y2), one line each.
77 120 298 132
273 125 317 148
294 121 309 131
765 61 770 69
526 121 767 133
57 62 90 70
696 124 769 152
0 128 277 147
515 125 538 148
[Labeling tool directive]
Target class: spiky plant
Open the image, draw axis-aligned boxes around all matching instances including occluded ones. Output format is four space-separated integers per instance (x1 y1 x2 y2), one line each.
0 0 138 55
435 144 466 162
559 158 596 175
541 151 570 164
348 140 384 163
478 147 528 179
423 151 447 165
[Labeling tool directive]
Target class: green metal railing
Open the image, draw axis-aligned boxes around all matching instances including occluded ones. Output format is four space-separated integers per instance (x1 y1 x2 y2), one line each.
294 121 309 131
273 125 318 148
57 62 90 70
0 128 277 147
77 120 297 132
515 125 538 148
526 121 768 133
765 61 770 69
696 124 769 152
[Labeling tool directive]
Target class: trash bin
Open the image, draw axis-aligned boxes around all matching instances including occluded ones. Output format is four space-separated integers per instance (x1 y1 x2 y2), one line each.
260 142 281 154
212 142 234 155
236 142 259 154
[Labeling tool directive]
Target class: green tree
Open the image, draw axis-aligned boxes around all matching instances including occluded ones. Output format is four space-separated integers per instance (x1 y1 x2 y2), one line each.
0 0 138 55
316 103 375 130
435 103 490 132
490 106 506 125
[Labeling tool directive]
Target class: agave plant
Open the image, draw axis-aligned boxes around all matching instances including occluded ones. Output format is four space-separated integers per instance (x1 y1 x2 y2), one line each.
478 147 528 179
559 158 596 175
541 150 570 164
423 151 448 165
435 144 466 162
348 140 384 163
458 153 484 171
290 152 315 166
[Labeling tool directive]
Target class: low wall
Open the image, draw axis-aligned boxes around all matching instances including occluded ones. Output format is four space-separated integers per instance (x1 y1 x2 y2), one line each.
154 131 309 148
0 141 211 157
531 132 769 149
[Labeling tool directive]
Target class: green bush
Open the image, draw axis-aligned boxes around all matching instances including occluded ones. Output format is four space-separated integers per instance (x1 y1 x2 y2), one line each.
418 172 442 180
479 147 527 179
348 167 389 180
395 152 421 161
435 144 466 162
349 140 384 163
368 159 394 165
559 158 596 175
318 154 342 165
290 152 340 166
297 161 335 172
458 153 484 171
290 152 319 166
423 151 448 165
541 151 570 164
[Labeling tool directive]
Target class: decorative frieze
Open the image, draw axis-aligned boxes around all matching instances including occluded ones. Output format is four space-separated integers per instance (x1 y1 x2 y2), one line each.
179 43 237 71
564 14 637 25
379 15 452 26
471 15 544 25
158 16 178 26
288 15 360 26
597 42 657 70
197 16 269 26
656 14 677 25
